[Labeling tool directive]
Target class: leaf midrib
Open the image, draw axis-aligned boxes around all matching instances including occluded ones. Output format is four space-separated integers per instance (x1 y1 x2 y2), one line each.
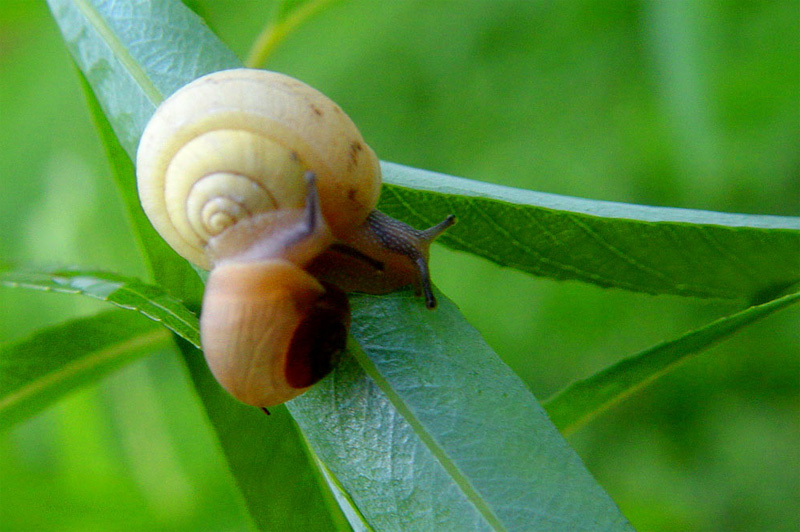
348 339 509 532
73 0 164 105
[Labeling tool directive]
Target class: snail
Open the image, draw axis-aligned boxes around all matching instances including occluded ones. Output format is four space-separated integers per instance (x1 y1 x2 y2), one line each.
136 68 455 408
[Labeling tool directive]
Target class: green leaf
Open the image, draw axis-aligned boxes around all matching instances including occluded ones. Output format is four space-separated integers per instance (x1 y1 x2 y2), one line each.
80 71 204 298
49 1 800 304
0 266 200 348
289 291 634 531
47 3 339 530
380 162 800 302
47 0 242 158
0 309 169 430
544 291 800 435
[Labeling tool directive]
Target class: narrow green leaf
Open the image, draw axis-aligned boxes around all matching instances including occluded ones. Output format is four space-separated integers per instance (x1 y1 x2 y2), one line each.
1 264 339 531
544 292 800 435
47 3 339 530
381 163 800 302
46 0 242 158
289 292 635 532
0 266 200 348
80 71 204 298
49 0 800 304
0 309 169 430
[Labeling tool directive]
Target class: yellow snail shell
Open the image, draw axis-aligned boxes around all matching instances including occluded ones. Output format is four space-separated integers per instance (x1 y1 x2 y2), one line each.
136 68 454 408
136 68 381 271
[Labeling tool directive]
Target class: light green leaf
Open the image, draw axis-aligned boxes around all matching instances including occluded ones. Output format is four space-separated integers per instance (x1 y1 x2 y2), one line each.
0 262 339 531
0 309 169 430
544 291 800 435
381 163 800 302
47 0 242 158
0 266 200 347
289 291 635 531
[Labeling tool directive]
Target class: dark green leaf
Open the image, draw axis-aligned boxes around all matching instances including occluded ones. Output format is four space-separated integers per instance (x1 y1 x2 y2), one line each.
0 309 169 430
381 162 800 302
544 291 800 435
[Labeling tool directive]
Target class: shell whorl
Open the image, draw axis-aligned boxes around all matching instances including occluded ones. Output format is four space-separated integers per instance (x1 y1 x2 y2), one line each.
136 69 382 270
162 129 306 265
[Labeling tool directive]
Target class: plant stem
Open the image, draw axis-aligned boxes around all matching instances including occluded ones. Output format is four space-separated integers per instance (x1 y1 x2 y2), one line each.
246 0 341 68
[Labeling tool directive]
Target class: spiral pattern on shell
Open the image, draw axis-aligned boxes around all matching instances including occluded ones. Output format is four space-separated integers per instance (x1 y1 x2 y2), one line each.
136 68 382 270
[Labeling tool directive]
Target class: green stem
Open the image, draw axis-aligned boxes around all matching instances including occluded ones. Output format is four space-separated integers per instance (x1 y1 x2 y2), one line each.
246 0 341 68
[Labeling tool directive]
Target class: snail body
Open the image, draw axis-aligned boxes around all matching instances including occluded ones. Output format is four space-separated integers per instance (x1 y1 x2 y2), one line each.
136 68 454 408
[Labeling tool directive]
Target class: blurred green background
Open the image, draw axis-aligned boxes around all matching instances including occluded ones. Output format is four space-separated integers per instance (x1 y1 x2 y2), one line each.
1 1 798 530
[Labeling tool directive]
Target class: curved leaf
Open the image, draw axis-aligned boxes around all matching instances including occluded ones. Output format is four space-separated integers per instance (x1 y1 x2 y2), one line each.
0 264 340 531
0 266 200 347
0 309 169 430
544 291 800 435
380 163 800 301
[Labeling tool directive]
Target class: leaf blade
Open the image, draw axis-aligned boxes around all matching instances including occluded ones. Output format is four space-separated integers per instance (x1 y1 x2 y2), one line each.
544 291 800 435
289 292 635 532
380 162 800 302
0 309 169 430
46 2 339 530
0 266 201 348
